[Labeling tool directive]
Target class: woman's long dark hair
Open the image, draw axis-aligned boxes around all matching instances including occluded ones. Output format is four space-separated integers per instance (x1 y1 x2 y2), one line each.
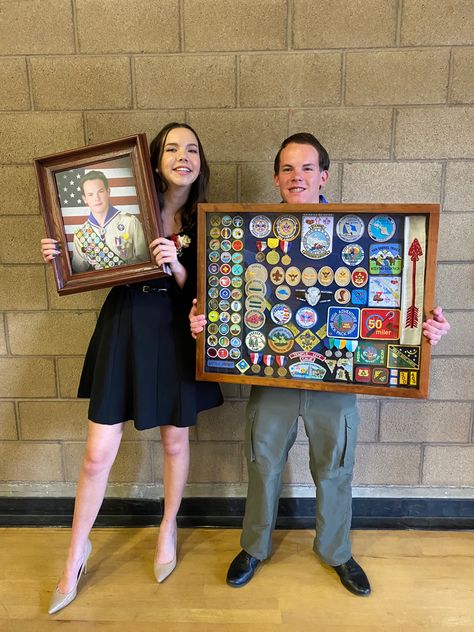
150 122 210 235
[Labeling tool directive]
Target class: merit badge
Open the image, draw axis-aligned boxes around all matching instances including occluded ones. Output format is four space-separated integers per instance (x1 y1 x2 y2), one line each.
249 215 272 238
220 263 231 275
232 227 244 239
327 307 360 339
355 341 386 365
219 276 231 287
230 300 242 312
232 240 243 251
208 275 219 287
273 215 300 241
221 240 231 252
368 215 396 242
371 368 389 384
208 288 218 299
335 266 351 287
229 348 241 360
245 263 268 283
270 266 285 285
208 323 219 335
336 215 365 243
219 323 230 335
219 312 230 323
334 288 351 304
232 252 244 264
275 285 291 301
233 215 243 227
295 330 319 352
245 294 266 311
231 288 243 300
271 303 292 325
220 288 231 300
219 336 230 348
355 366 371 383
245 279 266 296
318 266 334 287
302 267 318 287
341 243 365 267
295 306 318 329
210 215 221 227
387 345 420 370
266 250 280 265
208 251 219 263
230 324 241 337
285 266 301 286
300 214 334 260
351 289 368 305
245 330 266 352
369 243 402 275
221 227 231 239
222 215 232 227
231 276 243 288
268 326 295 354
209 239 220 251
220 251 231 263
352 267 368 288
219 300 230 312
207 335 218 347
368 276 401 308
289 362 326 380
360 308 400 340
244 309 266 330
209 227 220 239
231 263 243 276
208 263 219 274
230 312 242 324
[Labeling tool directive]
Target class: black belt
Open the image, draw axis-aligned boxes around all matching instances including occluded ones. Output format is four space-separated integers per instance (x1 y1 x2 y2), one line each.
127 284 168 293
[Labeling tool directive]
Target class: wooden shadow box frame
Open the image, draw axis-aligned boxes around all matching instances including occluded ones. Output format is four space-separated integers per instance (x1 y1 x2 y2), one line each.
196 203 440 399
34 134 167 295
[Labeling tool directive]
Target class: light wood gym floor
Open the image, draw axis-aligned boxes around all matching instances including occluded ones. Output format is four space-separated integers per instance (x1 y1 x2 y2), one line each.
0 527 473 631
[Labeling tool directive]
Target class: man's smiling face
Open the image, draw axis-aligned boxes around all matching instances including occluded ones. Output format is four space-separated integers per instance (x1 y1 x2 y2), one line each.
274 142 328 204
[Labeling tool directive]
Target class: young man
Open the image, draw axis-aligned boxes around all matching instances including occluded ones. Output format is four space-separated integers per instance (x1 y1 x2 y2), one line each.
72 170 148 273
190 133 450 596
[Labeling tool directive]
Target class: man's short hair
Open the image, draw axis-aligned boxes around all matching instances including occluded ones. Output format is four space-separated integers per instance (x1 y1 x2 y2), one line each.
274 133 330 174
80 170 109 195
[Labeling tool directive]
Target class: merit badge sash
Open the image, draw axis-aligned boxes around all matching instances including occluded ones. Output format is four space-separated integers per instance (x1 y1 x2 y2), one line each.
400 215 426 344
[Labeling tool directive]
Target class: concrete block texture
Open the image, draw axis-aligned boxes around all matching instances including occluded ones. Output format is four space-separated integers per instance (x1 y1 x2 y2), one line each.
290 108 392 160
356 400 379 442
64 441 153 483
380 401 471 443
395 107 474 159
196 401 246 441
184 0 287 51
185 442 242 483
0 442 64 481
57 358 84 399
293 0 397 49
86 111 186 146
438 213 474 261
0 217 45 265
0 266 47 311
431 311 474 356
429 358 474 400
436 264 474 309
0 113 84 164
345 49 450 106
0 403 17 440
0 326 6 355
136 55 236 109
208 164 238 203
354 444 421 485
444 162 474 212
239 53 341 107
0 166 39 215
342 162 442 203
240 163 284 204
76 0 179 53
450 48 474 104
0 0 74 54
423 446 474 485
0 58 29 110
31 57 132 110
401 0 474 46
189 110 288 162
7 312 97 356
0 358 56 398
18 400 90 441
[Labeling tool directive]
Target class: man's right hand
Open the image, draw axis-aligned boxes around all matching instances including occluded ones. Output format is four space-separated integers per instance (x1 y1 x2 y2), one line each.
189 298 207 339
40 238 61 263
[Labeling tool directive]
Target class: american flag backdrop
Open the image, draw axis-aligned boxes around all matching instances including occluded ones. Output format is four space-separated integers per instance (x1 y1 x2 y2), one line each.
55 156 139 252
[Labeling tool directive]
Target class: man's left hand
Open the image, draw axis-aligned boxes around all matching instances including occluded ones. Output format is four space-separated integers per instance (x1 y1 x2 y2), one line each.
422 306 450 346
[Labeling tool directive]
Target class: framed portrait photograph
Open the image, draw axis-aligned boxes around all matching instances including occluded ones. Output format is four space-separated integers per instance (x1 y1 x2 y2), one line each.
35 134 167 295
196 203 440 399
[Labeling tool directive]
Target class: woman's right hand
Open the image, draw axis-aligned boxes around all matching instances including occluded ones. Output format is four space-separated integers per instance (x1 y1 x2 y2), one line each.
40 238 61 263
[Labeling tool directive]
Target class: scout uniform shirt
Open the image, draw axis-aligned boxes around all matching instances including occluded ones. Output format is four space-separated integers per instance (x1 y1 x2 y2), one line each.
72 206 149 273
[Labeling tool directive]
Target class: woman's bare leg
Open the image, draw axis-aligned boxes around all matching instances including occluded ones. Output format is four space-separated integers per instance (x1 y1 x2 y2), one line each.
155 425 190 564
56 421 125 593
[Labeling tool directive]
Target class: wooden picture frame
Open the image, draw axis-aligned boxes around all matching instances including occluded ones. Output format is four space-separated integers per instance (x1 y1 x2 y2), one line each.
34 134 168 295
196 203 440 399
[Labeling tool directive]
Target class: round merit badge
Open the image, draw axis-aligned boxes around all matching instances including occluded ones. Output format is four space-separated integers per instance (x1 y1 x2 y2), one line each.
352 267 368 288
268 326 295 353
249 215 272 238
341 243 365 267
245 294 266 311
295 306 318 329
336 215 365 243
271 303 292 325
318 266 334 286
245 279 267 296
275 284 291 301
273 215 300 241
245 330 266 352
301 267 318 287
270 266 285 285
368 215 396 242
335 266 351 287
245 263 268 283
244 309 266 330
285 266 301 287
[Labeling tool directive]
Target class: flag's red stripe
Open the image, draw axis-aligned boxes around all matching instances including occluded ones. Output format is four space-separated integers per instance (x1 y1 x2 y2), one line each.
87 157 133 170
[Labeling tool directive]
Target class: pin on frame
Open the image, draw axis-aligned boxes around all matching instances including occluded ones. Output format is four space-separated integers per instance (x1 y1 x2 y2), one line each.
34 134 168 295
196 203 440 399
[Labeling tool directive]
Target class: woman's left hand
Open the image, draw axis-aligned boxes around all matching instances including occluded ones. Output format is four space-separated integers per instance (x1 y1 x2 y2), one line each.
150 237 178 269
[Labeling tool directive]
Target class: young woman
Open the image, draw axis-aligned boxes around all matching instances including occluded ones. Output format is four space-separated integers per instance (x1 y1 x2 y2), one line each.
41 123 222 614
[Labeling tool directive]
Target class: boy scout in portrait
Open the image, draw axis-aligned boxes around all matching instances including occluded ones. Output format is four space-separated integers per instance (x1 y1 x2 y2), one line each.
72 170 148 273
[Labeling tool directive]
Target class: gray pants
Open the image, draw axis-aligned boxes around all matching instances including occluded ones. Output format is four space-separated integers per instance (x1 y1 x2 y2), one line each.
241 386 360 566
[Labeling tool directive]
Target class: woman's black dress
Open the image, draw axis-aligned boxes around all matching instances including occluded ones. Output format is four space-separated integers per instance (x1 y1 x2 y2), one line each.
78 234 223 430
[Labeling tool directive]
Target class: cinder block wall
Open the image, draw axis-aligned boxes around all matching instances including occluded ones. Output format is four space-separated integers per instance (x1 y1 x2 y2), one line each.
0 0 473 500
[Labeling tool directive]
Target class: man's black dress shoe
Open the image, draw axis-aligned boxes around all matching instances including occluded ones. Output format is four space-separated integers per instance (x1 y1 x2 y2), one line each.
332 557 371 596
226 550 261 587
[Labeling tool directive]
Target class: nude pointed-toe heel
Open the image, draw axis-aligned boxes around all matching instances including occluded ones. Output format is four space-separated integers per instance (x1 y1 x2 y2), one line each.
48 539 92 615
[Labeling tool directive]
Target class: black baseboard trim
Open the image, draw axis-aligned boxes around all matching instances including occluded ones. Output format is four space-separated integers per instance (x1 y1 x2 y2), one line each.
1 497 473 529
